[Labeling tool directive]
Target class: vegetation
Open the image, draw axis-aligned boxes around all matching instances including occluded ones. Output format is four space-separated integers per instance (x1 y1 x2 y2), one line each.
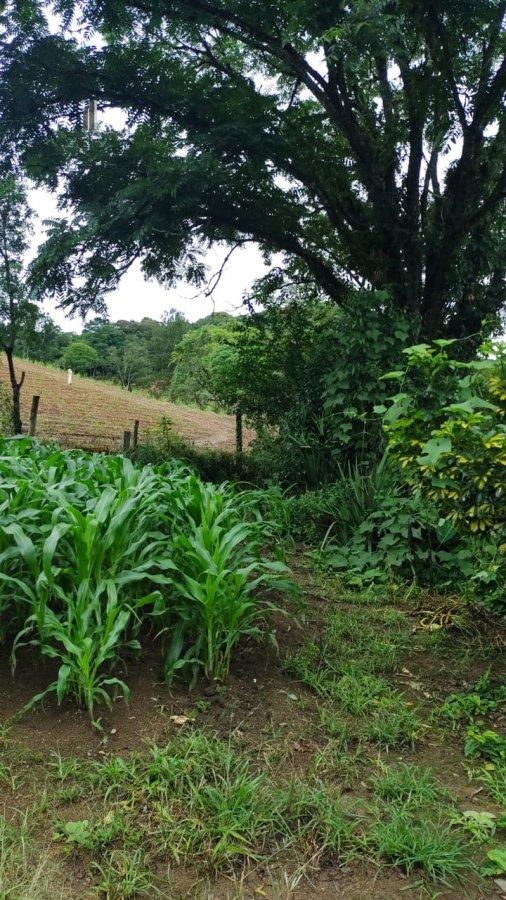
2 2 506 346
0 438 295 723
0 564 504 897
61 340 99 376
0 2 506 895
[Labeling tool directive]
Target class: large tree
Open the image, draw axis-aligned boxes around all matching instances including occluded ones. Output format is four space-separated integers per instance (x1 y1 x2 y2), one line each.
1 1 506 338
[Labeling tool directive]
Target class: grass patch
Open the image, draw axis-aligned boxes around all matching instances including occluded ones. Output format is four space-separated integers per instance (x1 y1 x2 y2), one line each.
370 763 453 807
365 807 470 883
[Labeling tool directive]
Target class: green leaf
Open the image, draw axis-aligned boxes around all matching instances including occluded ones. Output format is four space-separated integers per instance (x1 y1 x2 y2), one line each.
416 437 452 466
481 847 506 876
56 664 72 703
380 371 405 380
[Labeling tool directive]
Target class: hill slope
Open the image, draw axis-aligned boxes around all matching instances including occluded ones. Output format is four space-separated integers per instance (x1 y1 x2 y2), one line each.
0 358 251 452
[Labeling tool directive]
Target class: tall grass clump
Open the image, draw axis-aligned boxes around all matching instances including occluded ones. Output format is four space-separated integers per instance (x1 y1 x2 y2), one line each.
0 438 297 723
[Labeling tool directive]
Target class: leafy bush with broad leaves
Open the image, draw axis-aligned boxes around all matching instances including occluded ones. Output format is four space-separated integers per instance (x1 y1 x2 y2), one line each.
378 340 506 609
0 438 298 724
299 458 456 588
250 401 341 491
240 293 414 490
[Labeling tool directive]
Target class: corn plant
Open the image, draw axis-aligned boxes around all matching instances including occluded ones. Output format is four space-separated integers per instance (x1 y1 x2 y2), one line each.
0 437 298 718
1 476 176 723
158 480 299 685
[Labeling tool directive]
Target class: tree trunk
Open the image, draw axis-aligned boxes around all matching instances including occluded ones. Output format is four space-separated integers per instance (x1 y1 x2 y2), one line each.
5 348 24 434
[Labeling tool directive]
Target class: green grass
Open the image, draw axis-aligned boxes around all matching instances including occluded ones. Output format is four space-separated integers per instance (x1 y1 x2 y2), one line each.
365 807 470 883
0 803 65 900
360 696 422 750
370 763 453 807
92 847 160 899
0 721 487 896
479 763 506 805
0 501 505 897
287 600 422 752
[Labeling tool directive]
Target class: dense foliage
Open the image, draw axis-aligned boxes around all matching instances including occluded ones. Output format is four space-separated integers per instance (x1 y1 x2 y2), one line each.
382 341 506 543
287 341 506 617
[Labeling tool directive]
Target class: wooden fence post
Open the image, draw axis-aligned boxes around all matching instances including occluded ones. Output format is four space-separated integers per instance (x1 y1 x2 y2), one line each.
235 406 243 461
29 395 40 437
123 430 131 451
133 420 139 449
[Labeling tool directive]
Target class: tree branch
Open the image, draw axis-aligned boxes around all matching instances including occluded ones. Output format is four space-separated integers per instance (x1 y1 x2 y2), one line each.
423 0 469 131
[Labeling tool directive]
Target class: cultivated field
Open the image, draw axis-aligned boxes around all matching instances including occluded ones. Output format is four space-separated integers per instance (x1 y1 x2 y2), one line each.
0 358 252 451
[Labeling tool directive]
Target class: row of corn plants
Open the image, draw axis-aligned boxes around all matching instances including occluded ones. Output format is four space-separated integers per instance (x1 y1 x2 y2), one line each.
0 438 297 725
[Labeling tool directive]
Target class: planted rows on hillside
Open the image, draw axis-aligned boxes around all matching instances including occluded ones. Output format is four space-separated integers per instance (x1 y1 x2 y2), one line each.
0 438 296 726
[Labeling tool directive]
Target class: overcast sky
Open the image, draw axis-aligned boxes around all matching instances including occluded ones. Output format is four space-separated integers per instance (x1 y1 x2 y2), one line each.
28 185 267 333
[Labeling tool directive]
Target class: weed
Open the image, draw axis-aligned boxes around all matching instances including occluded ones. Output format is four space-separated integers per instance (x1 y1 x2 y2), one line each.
317 708 350 744
361 697 422 750
53 814 122 853
450 810 499 842
309 745 369 789
92 847 159 898
366 807 470 882
332 672 392 715
284 779 358 855
479 762 506 805
439 671 506 727
464 725 506 762
0 803 63 900
370 763 452 807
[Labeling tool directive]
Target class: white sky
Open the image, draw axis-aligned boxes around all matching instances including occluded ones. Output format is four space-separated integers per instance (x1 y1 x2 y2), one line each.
28 186 267 333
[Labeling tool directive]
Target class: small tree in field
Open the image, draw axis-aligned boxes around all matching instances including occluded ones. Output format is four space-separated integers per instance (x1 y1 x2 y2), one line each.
62 340 98 375
0 175 38 434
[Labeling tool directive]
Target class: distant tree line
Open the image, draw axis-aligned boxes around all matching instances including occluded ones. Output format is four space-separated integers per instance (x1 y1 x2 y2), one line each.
18 307 239 407
20 301 347 435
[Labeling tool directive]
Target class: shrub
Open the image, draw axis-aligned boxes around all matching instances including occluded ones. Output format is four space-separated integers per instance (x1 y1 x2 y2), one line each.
381 340 506 543
378 340 506 609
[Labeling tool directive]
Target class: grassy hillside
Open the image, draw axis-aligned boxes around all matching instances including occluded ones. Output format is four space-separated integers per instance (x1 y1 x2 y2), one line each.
0 358 250 452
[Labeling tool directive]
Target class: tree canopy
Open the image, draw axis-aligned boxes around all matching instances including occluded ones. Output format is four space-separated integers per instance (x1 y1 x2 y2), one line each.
1 1 506 337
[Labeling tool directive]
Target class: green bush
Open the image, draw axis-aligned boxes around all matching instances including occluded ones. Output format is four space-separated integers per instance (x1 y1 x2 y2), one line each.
286 453 396 543
379 340 506 609
382 340 506 542
249 403 341 490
